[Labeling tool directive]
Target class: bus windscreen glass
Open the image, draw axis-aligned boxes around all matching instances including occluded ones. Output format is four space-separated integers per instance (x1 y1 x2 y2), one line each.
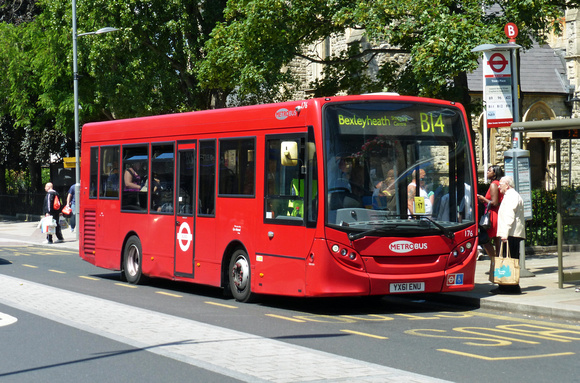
324 102 474 235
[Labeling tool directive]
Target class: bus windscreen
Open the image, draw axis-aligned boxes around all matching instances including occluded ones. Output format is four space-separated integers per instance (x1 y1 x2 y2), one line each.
324 102 474 233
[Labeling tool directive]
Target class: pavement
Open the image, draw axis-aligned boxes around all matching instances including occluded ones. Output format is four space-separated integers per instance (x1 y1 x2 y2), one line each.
1 217 579 322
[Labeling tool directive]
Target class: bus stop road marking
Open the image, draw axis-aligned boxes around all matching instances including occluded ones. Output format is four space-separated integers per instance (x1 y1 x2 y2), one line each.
340 329 388 340
439 348 575 360
0 275 454 383
22 264 38 268
469 311 580 331
49 269 66 274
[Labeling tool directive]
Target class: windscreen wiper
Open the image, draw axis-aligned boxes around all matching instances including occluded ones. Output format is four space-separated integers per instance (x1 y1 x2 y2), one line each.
348 224 397 241
409 215 455 239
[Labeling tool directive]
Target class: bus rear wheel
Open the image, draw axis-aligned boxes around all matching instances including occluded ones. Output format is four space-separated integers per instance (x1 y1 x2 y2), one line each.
123 236 145 284
228 249 253 302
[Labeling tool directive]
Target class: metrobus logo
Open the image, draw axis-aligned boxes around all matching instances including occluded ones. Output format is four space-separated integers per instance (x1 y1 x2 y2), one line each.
389 240 428 253
275 108 297 120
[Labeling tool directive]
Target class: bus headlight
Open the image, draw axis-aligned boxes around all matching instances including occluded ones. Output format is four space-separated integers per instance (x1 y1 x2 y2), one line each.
447 239 476 268
328 242 365 271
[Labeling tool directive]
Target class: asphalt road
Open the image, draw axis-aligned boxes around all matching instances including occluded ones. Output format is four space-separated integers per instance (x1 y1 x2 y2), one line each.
1 245 579 383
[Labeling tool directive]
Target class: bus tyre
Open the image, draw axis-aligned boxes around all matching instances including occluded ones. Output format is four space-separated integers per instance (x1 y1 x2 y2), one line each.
123 236 145 284
228 249 253 302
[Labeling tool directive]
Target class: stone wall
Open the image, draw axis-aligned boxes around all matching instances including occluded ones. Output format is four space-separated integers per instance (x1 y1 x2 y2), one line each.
289 28 580 189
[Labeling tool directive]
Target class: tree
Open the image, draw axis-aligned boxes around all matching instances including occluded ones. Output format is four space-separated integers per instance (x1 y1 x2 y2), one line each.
0 0 229 193
197 0 578 112
0 2 47 193
0 0 40 25
28 0 229 126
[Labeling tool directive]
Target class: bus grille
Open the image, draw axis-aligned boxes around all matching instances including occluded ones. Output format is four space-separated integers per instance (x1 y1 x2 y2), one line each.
83 210 96 258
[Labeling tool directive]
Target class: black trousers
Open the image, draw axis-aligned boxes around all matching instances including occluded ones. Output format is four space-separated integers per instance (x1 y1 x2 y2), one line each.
506 236 523 259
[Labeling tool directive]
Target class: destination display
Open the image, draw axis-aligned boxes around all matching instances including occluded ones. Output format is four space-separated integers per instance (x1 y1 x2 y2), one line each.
330 104 457 137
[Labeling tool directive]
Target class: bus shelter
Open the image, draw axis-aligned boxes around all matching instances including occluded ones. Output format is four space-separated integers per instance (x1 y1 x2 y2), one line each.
511 119 580 288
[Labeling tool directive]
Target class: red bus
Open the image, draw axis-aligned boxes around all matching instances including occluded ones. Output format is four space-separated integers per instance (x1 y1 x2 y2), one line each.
79 94 478 302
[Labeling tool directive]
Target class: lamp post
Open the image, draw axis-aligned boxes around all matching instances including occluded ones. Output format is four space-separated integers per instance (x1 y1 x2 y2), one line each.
72 0 118 240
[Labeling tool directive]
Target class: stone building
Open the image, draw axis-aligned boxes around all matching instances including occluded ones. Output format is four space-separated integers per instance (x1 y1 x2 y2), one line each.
288 19 580 190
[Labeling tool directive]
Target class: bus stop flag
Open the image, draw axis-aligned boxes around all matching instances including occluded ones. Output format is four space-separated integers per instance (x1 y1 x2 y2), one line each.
483 51 514 129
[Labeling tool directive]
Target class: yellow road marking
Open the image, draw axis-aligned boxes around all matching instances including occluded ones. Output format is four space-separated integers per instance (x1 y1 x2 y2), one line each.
439 348 575 360
49 269 66 274
22 264 38 268
265 314 307 323
395 314 439 320
156 291 183 298
115 283 138 289
340 329 388 340
37 248 77 254
469 311 580 331
204 301 238 309
79 276 99 281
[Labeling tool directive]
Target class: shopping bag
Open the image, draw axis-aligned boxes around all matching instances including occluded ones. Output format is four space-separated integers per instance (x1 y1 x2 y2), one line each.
62 205 72 217
479 205 491 230
59 216 68 229
41 217 56 234
489 243 520 285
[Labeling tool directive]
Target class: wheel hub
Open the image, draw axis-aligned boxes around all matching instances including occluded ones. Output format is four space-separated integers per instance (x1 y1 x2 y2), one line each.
232 257 249 290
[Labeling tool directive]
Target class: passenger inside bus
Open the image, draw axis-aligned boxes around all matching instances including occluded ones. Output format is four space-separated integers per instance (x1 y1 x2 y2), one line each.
327 156 362 210
103 161 120 197
372 169 396 211
122 159 147 210
124 162 144 191
407 168 434 216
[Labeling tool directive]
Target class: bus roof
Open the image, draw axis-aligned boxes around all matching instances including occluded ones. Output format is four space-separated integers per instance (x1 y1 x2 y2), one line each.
81 94 463 144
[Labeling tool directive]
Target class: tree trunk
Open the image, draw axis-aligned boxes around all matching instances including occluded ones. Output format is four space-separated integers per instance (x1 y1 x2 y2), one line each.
28 160 42 192
0 165 6 195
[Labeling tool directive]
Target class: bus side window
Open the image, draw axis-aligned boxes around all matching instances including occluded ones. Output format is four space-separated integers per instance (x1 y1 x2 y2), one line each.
151 144 174 213
265 136 305 222
89 147 99 199
199 140 216 215
121 145 149 211
100 146 120 198
218 138 255 196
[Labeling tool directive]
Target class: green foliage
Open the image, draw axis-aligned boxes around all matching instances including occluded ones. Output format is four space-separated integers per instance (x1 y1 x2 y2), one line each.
527 187 580 246
2 0 579 193
197 0 573 105
527 189 558 246
0 0 229 193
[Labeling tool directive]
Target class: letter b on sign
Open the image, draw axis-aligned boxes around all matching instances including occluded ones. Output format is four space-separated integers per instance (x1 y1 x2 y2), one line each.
504 23 518 41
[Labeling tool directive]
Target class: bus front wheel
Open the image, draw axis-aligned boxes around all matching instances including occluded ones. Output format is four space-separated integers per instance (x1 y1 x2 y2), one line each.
228 249 253 302
123 236 145 284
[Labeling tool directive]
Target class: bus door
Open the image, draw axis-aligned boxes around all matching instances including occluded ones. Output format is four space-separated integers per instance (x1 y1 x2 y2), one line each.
174 143 196 276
